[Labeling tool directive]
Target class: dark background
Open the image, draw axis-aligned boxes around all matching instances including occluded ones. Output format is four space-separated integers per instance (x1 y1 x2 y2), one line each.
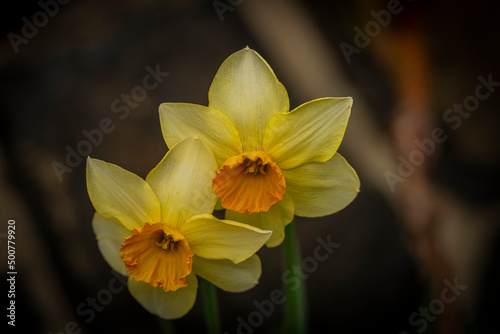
1 0 499 333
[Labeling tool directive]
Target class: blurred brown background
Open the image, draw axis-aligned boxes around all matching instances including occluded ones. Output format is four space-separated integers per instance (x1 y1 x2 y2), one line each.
1 0 499 333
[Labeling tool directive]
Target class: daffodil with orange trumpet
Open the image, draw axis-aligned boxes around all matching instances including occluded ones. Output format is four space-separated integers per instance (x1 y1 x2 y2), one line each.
87 138 271 319
160 47 360 247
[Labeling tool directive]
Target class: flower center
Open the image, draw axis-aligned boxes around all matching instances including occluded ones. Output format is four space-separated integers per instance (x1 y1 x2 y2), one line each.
212 151 286 214
120 222 193 292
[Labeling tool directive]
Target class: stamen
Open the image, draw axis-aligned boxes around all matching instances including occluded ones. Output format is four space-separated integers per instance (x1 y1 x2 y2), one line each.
243 158 268 175
258 164 267 175
156 234 176 251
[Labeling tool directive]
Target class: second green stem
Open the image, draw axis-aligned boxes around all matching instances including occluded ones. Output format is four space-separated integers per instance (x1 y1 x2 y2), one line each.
283 219 307 334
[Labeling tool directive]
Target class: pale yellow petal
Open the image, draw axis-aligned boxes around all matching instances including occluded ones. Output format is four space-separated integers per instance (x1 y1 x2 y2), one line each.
159 103 242 166
193 255 261 292
208 47 289 151
225 194 294 247
92 213 129 276
86 157 161 230
264 97 352 169
146 138 218 230
283 153 360 217
128 273 198 320
180 214 271 263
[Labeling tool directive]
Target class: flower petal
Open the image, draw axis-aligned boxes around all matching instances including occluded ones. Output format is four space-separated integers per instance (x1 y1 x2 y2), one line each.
146 138 218 230
159 103 242 166
264 97 352 170
92 212 130 276
282 153 360 217
193 255 261 292
128 273 198 319
180 214 271 263
225 194 294 247
208 47 289 151
86 157 161 230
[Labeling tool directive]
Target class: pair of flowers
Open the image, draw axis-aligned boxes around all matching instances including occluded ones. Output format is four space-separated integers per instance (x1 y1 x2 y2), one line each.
86 47 360 319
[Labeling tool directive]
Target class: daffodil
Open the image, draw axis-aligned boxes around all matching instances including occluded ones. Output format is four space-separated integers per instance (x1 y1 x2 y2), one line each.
86 138 271 319
159 47 360 247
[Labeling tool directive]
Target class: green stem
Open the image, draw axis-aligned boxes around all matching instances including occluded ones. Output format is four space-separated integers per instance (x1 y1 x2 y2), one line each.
199 277 221 334
157 318 177 334
283 220 307 334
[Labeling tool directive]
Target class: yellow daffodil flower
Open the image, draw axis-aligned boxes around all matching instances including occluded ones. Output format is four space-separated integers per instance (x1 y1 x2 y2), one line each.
160 47 360 247
86 137 272 319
